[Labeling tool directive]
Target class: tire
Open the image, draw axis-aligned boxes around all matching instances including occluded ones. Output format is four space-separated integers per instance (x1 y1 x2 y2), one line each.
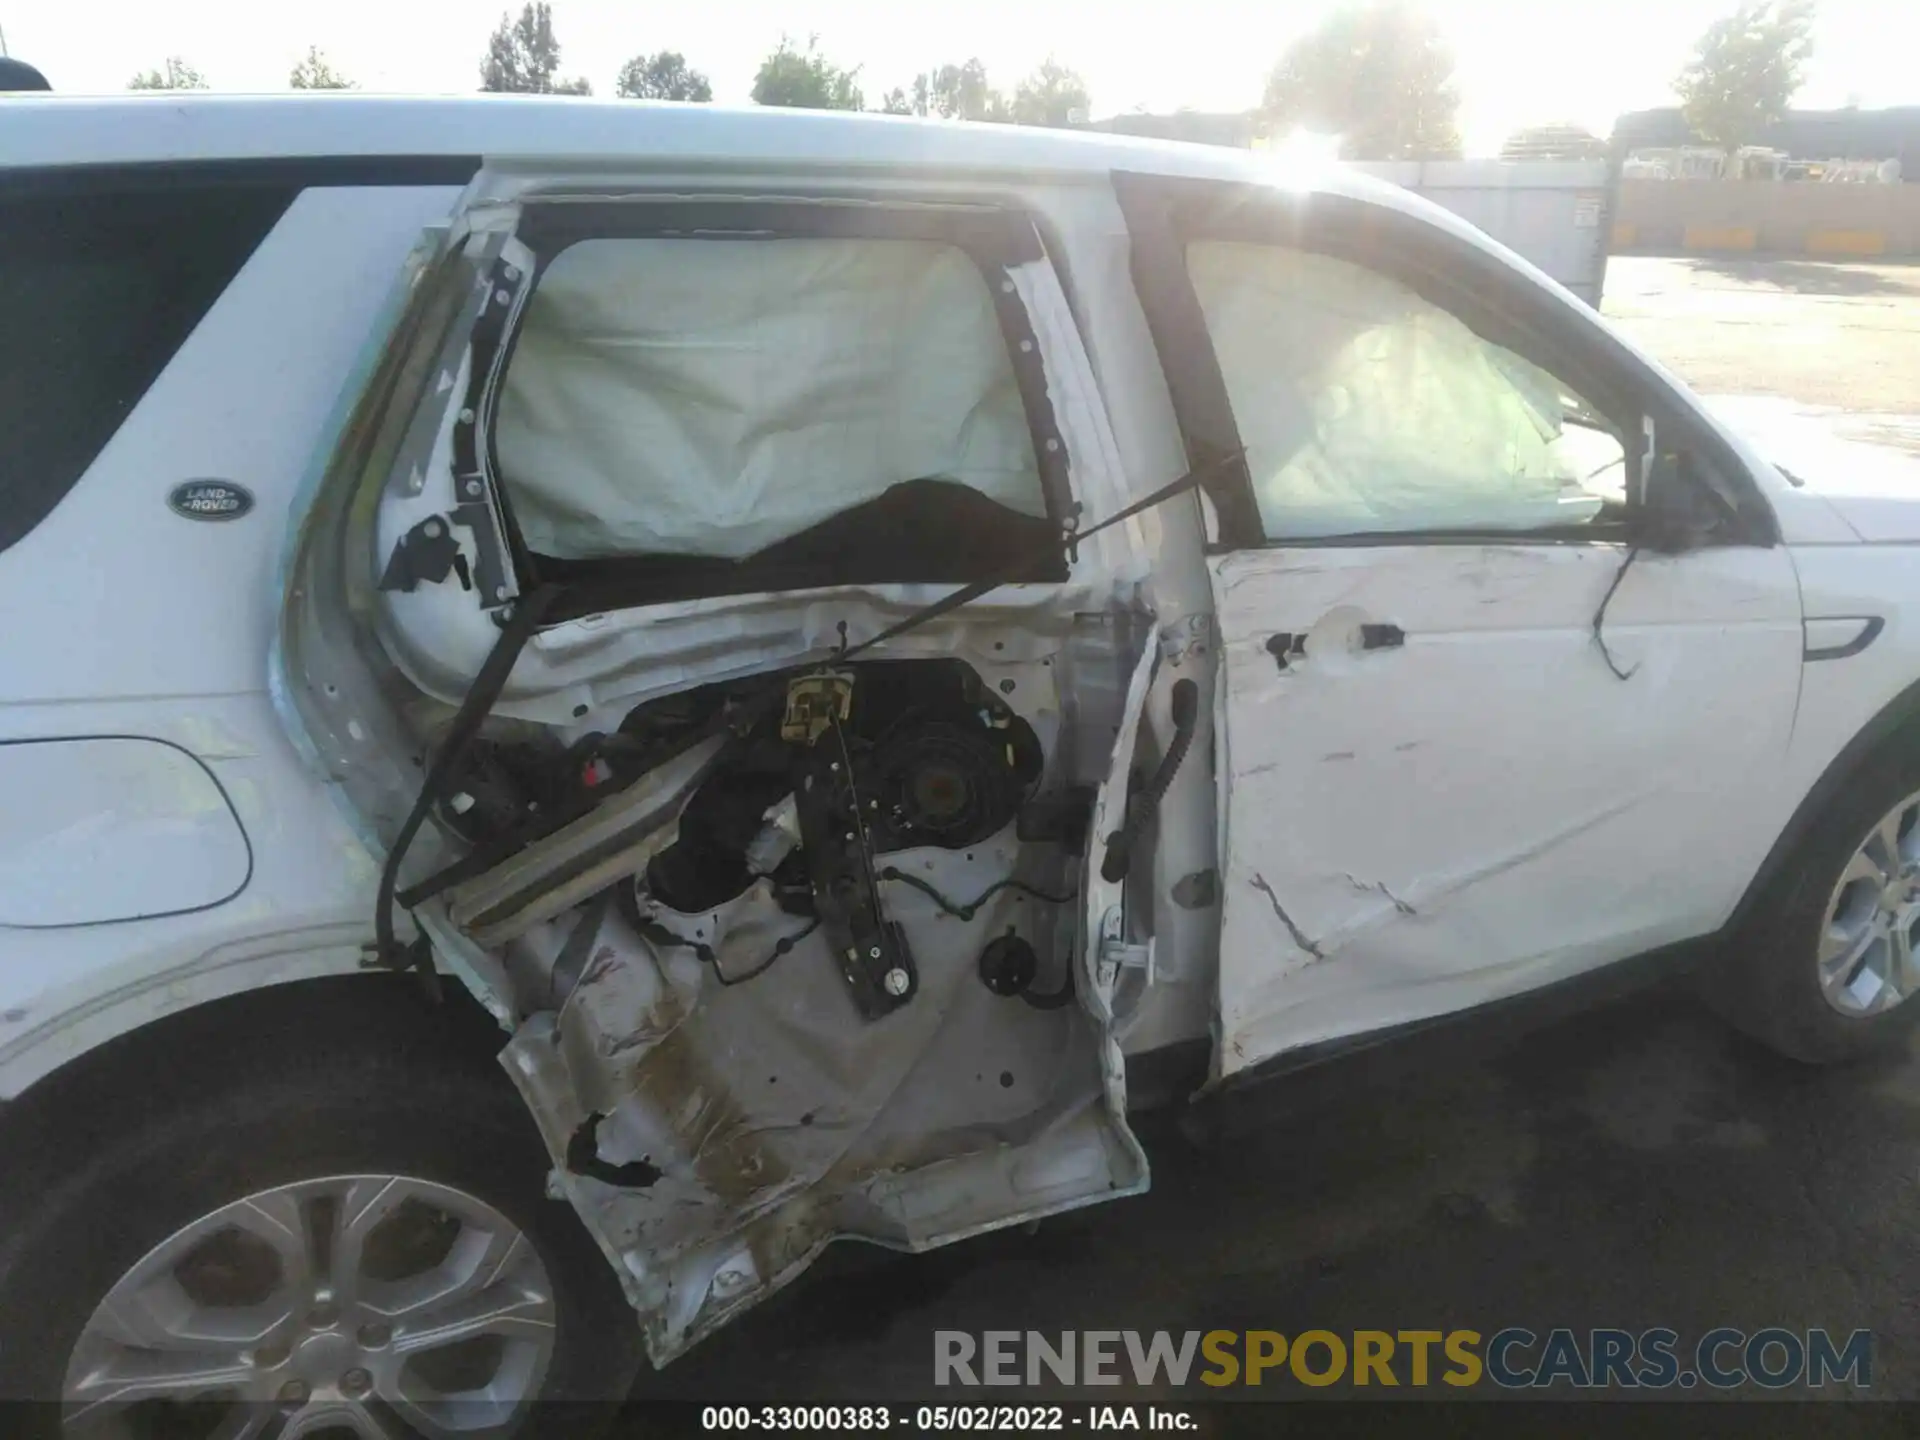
1704 735 1920 1064
0 989 642 1437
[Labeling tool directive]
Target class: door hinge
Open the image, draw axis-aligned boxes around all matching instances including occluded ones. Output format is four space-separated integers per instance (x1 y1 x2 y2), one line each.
1160 613 1214 666
1098 904 1154 985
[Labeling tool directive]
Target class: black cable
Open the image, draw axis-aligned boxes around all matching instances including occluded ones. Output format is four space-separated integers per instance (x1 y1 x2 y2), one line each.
877 867 1075 921
1021 965 1076 1011
835 454 1240 664
716 920 819 986
373 584 565 996
631 915 714 965
1591 545 1642 682
633 909 816 988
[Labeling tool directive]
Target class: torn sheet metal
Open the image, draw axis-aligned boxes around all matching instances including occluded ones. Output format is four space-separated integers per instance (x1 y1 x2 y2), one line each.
444 734 726 946
499 826 1146 1365
465 638 1152 1366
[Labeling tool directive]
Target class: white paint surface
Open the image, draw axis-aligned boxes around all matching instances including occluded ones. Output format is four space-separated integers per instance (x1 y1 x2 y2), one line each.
0 738 250 927
1703 395 1920 544
0 185 459 1095
1210 539 1805 1074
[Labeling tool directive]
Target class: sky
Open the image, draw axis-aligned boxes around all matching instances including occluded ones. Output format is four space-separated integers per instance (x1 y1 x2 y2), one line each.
3 0 1915 156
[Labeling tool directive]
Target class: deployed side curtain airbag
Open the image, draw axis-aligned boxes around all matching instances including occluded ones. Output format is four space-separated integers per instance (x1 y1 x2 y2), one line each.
1187 242 1596 539
494 237 1046 561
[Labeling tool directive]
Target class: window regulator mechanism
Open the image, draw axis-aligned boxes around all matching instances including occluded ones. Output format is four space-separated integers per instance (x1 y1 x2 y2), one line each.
782 671 918 1020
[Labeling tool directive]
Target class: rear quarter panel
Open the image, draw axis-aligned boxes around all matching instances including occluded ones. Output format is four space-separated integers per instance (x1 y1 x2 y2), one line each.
0 181 462 1098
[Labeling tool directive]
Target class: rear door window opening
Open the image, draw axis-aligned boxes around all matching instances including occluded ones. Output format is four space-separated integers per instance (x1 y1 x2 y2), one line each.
497 237 1048 561
447 197 1084 622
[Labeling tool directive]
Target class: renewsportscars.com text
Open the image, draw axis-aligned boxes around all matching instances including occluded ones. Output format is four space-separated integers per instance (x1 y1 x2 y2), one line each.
933 1328 1872 1391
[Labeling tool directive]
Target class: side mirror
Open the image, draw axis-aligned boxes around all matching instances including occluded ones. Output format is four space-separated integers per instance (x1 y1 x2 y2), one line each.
1634 449 1724 554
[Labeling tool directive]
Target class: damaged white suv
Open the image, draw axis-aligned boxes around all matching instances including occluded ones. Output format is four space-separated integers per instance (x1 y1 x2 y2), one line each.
7 95 1920 1432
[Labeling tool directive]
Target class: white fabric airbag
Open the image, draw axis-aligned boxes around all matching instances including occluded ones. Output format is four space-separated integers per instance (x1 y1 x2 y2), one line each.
1188 242 1598 538
495 237 1045 561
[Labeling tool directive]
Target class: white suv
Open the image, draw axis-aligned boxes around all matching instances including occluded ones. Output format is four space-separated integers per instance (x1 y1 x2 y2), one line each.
5 94 1920 1433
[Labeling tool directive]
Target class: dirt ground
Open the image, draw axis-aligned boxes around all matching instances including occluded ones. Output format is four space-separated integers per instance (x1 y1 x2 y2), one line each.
1604 255 1920 451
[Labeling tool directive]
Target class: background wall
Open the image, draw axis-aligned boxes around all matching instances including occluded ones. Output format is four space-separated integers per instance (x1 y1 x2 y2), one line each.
1614 179 1920 256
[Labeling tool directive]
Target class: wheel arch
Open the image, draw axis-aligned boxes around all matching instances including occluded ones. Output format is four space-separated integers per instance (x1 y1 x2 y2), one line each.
0 972 509 1214
1728 669 1920 937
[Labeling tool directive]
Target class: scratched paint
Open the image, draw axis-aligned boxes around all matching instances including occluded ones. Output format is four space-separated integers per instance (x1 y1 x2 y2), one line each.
1208 534 1806 1076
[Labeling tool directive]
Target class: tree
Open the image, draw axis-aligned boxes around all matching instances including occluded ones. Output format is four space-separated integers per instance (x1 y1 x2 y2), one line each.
750 35 863 111
615 51 711 101
289 47 355 90
1009 58 1089 128
480 3 591 95
882 63 1010 121
1261 2 1462 160
129 57 207 91
880 56 1081 127
1500 122 1608 161
928 59 1008 121
1675 0 1816 153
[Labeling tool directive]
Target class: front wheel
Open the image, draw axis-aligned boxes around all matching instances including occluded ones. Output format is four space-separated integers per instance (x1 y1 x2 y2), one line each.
1705 739 1920 1064
0 994 642 1438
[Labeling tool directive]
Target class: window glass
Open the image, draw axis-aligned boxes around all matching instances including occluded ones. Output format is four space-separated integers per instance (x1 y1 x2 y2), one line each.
494 237 1048 564
0 183 293 555
1187 241 1626 541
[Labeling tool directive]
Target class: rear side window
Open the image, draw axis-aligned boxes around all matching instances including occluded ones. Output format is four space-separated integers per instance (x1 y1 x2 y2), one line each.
0 180 295 555
492 235 1056 599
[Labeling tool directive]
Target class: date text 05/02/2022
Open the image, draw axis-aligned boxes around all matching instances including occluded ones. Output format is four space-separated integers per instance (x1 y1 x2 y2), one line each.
700 1404 1193 1431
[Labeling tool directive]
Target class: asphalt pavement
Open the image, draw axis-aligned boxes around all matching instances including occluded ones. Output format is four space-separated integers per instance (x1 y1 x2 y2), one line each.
1604 255 1920 449
636 982 1920 1407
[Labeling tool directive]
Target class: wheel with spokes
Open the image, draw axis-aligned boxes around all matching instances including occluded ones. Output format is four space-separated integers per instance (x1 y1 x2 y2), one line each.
0 993 641 1438
1707 745 1920 1063
1814 790 1920 1019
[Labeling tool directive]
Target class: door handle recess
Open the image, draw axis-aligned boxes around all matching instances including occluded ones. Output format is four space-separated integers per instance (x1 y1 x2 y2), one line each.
1265 633 1306 671
1266 624 1401 674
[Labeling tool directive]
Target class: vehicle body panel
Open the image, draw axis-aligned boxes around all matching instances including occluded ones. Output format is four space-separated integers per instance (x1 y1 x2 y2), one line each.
1702 395 1920 544
0 737 252 928
6 95 1920 1369
1210 542 1803 1071
0 180 461 1097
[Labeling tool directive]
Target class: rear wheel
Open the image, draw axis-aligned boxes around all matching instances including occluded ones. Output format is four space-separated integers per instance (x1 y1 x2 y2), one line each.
1706 740 1920 1063
0 996 642 1437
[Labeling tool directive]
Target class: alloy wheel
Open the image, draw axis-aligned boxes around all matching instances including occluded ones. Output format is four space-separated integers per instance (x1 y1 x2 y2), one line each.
61 1174 557 1439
